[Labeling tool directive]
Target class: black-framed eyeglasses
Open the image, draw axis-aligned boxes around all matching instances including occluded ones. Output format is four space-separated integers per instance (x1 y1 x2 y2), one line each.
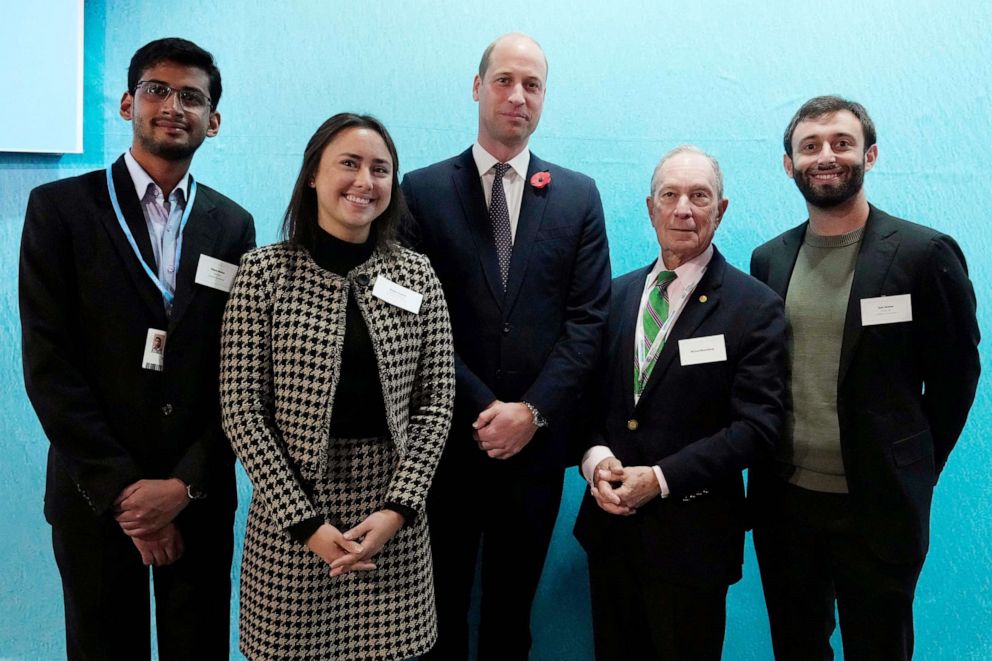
134 80 212 111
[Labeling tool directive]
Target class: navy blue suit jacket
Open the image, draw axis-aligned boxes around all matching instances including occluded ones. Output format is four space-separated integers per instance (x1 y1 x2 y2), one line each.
750 206 981 563
573 248 787 588
401 148 610 474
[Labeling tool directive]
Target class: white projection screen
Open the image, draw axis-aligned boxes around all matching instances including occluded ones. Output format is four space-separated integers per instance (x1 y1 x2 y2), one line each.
0 0 83 153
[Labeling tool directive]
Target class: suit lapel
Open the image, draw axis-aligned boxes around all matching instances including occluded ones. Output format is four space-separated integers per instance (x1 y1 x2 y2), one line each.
504 154 550 313
838 206 899 383
619 265 652 415
451 149 504 308
765 223 806 299
97 156 167 320
168 189 220 330
635 249 726 407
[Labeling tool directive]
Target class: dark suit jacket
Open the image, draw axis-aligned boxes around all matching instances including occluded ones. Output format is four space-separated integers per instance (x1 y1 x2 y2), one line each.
749 205 980 564
573 248 787 588
401 148 610 474
20 155 256 526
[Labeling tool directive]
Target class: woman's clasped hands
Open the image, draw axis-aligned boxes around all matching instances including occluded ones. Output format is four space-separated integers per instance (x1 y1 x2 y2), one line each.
307 510 405 577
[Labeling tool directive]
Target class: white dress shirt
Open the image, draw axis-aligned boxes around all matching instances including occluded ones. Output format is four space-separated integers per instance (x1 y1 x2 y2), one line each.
123 150 190 314
472 142 530 242
581 244 715 498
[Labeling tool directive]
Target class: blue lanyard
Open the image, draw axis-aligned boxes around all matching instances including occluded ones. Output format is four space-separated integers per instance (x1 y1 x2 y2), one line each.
105 165 197 305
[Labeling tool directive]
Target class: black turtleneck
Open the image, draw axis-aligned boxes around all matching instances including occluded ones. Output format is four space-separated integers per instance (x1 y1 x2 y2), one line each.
288 228 413 544
312 228 389 438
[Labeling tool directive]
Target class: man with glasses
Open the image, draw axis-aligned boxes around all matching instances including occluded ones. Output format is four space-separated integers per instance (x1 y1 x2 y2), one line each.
20 38 254 659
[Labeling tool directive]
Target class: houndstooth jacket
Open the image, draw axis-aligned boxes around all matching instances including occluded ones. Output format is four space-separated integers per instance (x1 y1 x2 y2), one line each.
219 241 455 530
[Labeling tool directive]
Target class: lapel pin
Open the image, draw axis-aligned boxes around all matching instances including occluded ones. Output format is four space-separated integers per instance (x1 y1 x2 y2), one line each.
530 171 551 189
699 294 708 303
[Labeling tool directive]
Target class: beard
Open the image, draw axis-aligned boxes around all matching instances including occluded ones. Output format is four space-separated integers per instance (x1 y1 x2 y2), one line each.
793 161 865 208
146 140 200 160
133 119 206 161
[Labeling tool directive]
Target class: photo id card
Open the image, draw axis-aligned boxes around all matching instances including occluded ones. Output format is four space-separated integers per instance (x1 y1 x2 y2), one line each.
143 328 167 371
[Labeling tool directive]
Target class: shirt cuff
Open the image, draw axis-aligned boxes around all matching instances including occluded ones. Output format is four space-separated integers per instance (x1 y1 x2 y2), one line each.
581 446 616 484
653 465 670 498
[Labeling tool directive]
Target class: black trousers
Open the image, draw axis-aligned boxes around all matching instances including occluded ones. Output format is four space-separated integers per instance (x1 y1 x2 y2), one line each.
51 503 234 661
422 452 564 661
586 545 728 661
753 479 923 661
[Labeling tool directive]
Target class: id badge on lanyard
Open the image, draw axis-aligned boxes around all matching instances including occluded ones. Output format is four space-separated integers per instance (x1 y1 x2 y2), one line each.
105 165 197 306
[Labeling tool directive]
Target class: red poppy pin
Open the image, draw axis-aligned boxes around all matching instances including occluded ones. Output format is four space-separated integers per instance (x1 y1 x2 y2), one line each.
530 171 551 189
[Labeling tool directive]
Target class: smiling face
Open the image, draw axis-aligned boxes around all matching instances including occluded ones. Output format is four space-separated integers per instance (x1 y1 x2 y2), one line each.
310 127 393 243
473 34 547 159
785 109 877 209
647 151 728 269
120 60 219 162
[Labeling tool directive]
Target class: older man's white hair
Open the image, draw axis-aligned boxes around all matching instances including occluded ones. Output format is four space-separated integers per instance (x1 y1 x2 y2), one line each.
649 145 725 201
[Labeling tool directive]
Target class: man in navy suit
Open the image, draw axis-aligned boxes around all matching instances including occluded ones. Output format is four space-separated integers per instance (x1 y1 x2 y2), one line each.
750 96 980 660
402 32 611 661
20 38 254 659
573 146 787 660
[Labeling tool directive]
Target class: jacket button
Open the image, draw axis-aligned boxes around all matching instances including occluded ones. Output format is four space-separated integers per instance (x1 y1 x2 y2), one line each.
502 323 511 335
495 369 503 379
627 419 638 431
356 274 370 287
161 403 174 416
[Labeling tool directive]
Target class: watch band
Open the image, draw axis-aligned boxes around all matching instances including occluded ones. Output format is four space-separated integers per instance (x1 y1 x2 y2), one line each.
522 401 548 428
185 482 207 500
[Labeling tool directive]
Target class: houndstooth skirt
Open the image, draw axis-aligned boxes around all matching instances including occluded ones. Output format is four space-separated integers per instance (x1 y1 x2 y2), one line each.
239 436 437 660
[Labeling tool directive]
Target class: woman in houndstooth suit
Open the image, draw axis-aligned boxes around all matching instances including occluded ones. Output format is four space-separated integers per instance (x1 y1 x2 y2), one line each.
220 113 454 660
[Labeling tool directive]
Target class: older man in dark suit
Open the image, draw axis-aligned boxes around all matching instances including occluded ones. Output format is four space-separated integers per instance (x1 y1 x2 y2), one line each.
574 145 787 660
402 32 610 661
20 38 254 660
750 96 980 660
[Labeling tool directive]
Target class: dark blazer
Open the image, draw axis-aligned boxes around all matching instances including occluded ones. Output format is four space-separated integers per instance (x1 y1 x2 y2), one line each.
401 148 610 473
573 248 787 588
749 205 980 564
20 155 256 526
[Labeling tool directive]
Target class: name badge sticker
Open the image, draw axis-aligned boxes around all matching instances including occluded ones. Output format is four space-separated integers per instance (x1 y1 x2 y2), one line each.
679 334 727 366
195 255 239 293
142 328 167 371
861 294 912 326
372 276 423 314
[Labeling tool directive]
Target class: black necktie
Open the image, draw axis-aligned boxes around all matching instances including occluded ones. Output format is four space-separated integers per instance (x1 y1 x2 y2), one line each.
490 162 513 290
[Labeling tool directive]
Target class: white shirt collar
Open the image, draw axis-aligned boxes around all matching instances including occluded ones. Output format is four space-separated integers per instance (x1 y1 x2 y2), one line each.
123 149 190 202
649 243 715 285
472 141 531 181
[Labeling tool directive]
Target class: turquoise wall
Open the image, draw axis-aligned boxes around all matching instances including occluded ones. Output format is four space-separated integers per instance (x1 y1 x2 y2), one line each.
1 1 989 658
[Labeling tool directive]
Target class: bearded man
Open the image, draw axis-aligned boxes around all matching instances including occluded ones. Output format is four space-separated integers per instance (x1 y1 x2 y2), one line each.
749 95 980 660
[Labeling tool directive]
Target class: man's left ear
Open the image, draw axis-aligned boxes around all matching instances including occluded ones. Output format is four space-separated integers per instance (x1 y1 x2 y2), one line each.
716 197 729 224
864 144 878 172
206 111 221 138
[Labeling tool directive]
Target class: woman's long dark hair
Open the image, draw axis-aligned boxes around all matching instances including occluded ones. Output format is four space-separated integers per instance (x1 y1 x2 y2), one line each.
281 113 407 252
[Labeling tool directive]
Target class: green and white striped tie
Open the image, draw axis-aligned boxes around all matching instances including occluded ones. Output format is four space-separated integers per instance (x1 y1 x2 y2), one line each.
635 270 677 396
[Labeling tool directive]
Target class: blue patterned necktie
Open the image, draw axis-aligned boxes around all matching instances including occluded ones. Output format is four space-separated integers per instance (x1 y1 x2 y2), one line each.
489 162 513 290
